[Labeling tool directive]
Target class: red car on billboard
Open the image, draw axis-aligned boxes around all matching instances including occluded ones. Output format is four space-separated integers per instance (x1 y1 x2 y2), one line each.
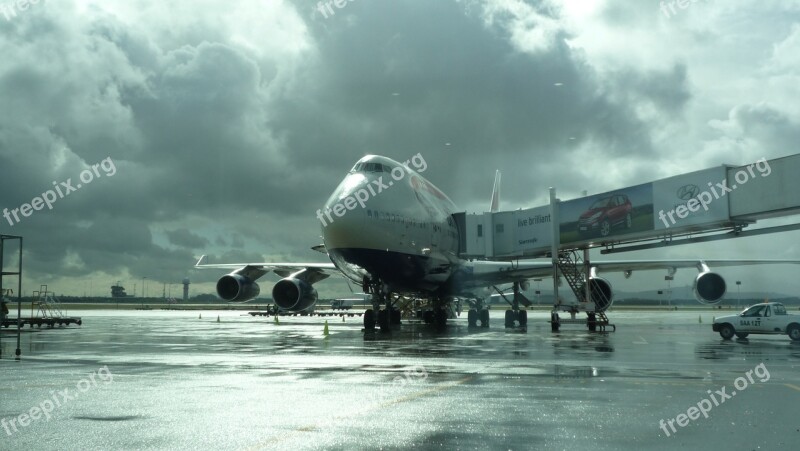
577 193 633 237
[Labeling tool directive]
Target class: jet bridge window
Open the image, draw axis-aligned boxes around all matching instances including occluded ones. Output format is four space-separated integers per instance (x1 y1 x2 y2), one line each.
477 224 483 237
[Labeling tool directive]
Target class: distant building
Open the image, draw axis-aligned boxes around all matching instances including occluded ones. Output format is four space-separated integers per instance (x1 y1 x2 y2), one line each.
111 282 129 298
182 278 190 301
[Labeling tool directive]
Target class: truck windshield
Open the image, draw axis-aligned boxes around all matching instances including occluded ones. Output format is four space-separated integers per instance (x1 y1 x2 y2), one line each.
742 305 767 317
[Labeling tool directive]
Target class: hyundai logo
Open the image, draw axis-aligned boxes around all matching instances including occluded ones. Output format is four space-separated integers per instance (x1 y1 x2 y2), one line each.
677 184 700 200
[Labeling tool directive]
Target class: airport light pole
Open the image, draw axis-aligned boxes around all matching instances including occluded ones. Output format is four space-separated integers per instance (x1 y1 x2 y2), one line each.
141 277 147 307
736 281 741 309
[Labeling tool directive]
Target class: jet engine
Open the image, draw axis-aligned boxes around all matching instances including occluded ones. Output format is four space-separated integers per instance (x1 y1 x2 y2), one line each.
272 278 318 312
216 274 261 302
693 271 726 304
578 277 614 312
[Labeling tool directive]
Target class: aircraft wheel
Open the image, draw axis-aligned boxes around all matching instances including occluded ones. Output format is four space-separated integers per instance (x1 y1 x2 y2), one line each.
391 309 401 325
479 309 490 328
363 309 376 330
377 310 390 330
467 309 477 327
718 324 735 340
433 308 447 329
504 310 514 328
518 309 527 327
422 310 434 324
587 312 597 332
551 313 560 332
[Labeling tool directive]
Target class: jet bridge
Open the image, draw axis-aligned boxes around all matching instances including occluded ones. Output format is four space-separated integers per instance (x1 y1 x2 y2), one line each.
453 153 800 260
452 153 800 329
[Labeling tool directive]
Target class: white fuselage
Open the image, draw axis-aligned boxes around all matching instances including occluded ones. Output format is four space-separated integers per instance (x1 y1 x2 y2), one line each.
320 155 462 294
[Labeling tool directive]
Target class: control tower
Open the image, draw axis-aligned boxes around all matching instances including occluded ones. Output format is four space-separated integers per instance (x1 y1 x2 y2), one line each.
182 278 190 301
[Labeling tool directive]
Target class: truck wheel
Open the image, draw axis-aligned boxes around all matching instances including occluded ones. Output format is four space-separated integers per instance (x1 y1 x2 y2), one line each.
719 324 735 340
735 332 749 339
787 325 800 341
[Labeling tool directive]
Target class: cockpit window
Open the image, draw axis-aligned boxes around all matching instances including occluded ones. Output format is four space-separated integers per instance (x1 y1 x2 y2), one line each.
351 162 388 173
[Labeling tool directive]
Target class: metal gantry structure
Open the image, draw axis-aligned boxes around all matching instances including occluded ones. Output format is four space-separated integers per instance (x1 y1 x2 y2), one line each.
0 234 23 360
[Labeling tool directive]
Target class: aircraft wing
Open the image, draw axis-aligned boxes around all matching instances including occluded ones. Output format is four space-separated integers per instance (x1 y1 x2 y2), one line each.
194 255 338 281
467 259 800 286
592 259 800 273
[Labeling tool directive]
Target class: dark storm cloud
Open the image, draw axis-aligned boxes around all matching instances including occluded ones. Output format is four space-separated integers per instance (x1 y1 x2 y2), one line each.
166 228 209 249
288 0 668 208
1 0 799 296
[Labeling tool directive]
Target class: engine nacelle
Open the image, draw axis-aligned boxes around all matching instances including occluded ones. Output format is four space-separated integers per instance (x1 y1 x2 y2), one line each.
694 272 726 304
272 278 318 312
216 274 260 302
578 277 614 312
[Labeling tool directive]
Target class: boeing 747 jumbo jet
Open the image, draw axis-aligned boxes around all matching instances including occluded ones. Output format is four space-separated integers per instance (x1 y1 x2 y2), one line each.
196 155 799 331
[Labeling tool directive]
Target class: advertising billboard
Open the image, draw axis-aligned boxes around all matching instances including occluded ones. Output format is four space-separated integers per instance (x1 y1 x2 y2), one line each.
559 183 654 244
652 167 729 230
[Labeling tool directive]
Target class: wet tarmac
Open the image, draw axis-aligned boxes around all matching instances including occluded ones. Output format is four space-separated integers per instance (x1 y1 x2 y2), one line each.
1 309 799 450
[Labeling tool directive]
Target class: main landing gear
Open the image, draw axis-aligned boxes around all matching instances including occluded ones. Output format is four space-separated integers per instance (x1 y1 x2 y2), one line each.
421 306 449 329
362 277 401 332
490 282 529 330
466 298 490 328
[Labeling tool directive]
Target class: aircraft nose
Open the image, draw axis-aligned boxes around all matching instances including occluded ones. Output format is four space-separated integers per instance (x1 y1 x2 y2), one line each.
319 174 367 250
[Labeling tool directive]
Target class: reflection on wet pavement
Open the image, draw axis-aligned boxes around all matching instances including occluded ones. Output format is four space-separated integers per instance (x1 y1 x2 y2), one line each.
1 309 798 450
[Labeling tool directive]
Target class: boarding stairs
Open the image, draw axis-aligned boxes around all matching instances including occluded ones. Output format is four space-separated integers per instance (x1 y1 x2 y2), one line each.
551 250 615 331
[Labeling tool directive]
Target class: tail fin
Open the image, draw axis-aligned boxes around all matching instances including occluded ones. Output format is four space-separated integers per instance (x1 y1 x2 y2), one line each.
490 170 501 212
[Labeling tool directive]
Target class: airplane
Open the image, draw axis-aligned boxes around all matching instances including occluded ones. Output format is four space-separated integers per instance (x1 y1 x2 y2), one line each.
195 154 800 331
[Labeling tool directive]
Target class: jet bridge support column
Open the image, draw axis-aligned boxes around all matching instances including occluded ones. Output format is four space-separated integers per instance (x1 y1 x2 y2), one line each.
549 188 560 331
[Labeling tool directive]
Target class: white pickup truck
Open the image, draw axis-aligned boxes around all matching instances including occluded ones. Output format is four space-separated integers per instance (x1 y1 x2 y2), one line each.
713 302 800 341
